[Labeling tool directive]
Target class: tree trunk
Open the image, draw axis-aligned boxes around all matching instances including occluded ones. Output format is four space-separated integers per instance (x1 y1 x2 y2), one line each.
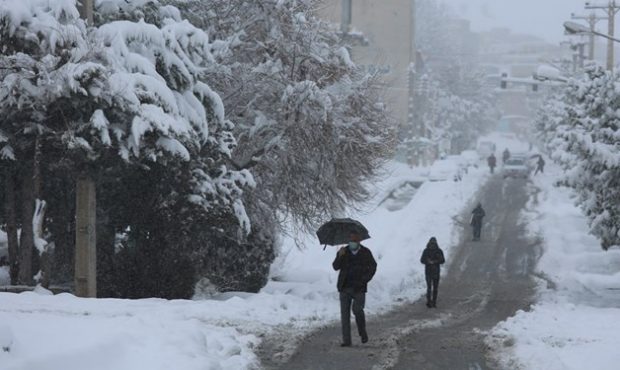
18 161 35 285
5 167 19 285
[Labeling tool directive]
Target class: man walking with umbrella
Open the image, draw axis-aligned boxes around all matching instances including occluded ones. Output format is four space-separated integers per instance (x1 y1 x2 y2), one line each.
332 233 377 347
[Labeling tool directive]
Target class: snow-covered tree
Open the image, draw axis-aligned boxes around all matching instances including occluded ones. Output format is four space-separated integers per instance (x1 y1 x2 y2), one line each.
0 0 252 293
536 65 620 250
172 0 395 234
406 0 497 157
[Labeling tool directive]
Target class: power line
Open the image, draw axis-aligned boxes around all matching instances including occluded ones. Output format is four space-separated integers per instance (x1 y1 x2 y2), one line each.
571 12 607 59
585 1 620 70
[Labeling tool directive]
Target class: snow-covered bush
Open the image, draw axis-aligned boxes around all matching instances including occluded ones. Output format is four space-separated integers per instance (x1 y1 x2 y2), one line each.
536 65 620 250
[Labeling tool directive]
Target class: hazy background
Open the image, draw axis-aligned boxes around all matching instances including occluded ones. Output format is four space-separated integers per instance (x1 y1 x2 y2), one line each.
444 0 591 42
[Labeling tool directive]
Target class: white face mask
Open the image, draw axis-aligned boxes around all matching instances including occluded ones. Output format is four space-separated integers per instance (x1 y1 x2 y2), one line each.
348 242 360 251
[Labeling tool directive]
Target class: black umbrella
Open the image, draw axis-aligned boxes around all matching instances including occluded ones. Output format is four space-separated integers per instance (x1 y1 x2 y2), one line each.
316 218 370 247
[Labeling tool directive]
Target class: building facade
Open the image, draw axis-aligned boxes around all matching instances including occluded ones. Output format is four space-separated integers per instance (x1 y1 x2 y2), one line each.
317 0 414 127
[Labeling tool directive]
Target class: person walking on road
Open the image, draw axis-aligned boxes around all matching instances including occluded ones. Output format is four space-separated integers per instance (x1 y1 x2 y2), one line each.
534 156 545 175
420 237 445 308
333 233 377 347
471 203 486 241
502 148 510 165
487 153 497 174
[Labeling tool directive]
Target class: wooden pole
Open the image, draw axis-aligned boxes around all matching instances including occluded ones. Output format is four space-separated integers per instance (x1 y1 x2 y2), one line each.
75 177 96 297
75 0 97 298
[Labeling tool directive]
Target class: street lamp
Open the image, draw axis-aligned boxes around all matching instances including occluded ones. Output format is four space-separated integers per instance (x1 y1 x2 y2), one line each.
564 21 620 43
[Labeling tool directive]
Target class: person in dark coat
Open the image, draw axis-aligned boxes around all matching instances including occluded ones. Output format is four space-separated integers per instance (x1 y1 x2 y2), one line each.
534 156 545 175
487 153 497 174
502 148 510 165
332 233 377 347
420 237 445 308
471 203 486 241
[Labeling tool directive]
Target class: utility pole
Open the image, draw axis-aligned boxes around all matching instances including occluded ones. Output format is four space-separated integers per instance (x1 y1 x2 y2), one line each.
586 0 620 70
407 0 421 165
572 12 607 60
75 0 97 298
341 0 351 34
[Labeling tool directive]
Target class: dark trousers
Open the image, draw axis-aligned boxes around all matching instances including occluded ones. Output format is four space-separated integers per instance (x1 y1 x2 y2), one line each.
339 288 367 344
425 275 439 304
472 223 482 240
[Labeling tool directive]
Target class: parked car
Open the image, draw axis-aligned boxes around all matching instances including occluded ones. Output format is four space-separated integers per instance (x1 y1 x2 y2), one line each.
460 150 480 169
503 158 529 178
446 155 469 175
429 159 462 181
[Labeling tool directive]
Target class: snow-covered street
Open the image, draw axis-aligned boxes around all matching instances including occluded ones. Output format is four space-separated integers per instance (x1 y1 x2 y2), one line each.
487 162 620 370
0 162 488 370
1 0 619 369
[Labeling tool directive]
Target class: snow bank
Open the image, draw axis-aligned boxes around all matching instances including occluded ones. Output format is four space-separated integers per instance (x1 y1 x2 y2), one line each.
0 160 488 369
487 161 620 370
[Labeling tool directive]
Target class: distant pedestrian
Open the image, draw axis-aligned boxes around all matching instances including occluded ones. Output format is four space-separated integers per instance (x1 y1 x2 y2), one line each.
502 148 510 165
487 153 497 174
534 156 545 175
420 237 445 308
332 233 377 347
470 203 486 241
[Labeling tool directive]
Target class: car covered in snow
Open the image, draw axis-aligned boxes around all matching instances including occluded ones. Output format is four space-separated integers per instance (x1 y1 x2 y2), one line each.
502 158 529 178
428 159 462 182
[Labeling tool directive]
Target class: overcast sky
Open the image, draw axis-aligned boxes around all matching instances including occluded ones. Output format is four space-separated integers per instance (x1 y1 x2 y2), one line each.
442 0 594 43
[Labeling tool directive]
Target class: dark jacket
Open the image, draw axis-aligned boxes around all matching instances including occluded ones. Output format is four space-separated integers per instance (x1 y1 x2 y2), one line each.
471 205 486 226
420 240 445 279
332 245 377 293
487 155 496 167
502 149 510 162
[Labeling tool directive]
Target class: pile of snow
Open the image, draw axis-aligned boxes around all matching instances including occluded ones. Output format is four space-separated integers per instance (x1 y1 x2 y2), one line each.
0 160 488 370
487 161 620 370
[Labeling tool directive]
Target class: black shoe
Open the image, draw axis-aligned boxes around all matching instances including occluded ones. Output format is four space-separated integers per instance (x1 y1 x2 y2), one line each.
340 342 351 347
431 302 437 308
361 334 368 344
426 301 432 308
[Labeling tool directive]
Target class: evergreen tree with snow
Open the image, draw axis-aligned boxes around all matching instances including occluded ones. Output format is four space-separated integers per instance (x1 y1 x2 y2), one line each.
536 65 620 250
0 0 253 296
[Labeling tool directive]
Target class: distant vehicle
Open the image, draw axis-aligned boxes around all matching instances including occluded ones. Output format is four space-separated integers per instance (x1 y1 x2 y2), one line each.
446 155 469 175
511 152 534 171
460 150 480 169
477 140 496 159
503 158 529 179
428 159 461 182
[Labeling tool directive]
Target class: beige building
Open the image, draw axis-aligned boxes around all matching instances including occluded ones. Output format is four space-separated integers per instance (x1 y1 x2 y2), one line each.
317 0 414 127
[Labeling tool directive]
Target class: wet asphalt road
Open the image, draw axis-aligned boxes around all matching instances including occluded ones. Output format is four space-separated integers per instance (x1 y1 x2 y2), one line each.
259 175 541 370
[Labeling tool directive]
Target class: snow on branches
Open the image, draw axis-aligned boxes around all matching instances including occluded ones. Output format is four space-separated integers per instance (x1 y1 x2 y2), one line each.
537 65 620 250
175 0 395 232
0 0 252 232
